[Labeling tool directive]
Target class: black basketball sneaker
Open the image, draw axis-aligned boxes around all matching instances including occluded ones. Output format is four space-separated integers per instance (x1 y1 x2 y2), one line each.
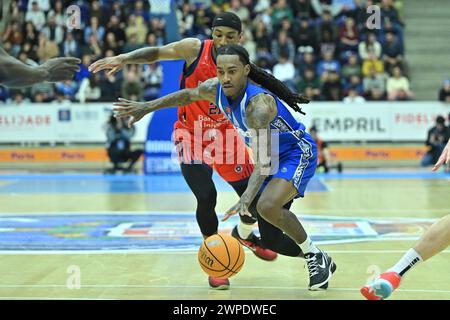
304 249 337 291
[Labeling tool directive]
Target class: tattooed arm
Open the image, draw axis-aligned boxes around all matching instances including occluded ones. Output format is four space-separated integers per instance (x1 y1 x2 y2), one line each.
89 38 201 75
223 93 277 220
112 77 219 127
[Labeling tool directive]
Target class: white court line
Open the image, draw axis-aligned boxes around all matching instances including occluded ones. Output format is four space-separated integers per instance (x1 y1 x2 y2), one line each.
0 296 115 300
0 249 449 255
0 210 448 215
0 284 448 294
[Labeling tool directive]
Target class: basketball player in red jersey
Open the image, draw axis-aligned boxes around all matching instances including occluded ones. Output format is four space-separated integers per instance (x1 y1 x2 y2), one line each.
90 12 309 290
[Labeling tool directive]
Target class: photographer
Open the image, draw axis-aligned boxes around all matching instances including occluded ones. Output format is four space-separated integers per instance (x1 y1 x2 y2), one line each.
105 113 143 174
421 116 450 167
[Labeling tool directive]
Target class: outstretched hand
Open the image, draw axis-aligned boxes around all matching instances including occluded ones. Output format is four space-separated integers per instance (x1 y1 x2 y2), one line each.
89 55 126 76
221 199 252 222
40 57 81 82
112 98 149 128
432 141 450 172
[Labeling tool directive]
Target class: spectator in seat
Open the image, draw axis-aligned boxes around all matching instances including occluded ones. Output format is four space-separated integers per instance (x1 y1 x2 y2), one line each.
438 79 450 103
297 68 321 98
105 15 126 48
36 32 59 62
321 70 342 101
387 66 413 101
271 30 296 62
341 53 361 80
76 74 101 103
121 68 144 101
271 0 294 28
317 49 340 77
363 65 387 97
25 1 46 31
343 86 366 103
252 18 271 50
62 32 81 58
382 31 403 74
273 51 296 91
339 16 359 52
291 0 312 19
304 85 321 101
294 17 317 51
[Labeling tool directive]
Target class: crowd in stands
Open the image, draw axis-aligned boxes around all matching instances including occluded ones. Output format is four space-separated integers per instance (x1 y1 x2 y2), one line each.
0 0 415 105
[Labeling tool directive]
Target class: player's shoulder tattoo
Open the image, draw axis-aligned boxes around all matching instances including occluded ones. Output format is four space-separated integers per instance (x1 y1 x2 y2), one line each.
246 93 277 129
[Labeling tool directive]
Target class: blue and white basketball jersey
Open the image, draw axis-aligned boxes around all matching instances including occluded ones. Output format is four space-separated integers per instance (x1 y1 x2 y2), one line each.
215 80 318 198
215 81 311 156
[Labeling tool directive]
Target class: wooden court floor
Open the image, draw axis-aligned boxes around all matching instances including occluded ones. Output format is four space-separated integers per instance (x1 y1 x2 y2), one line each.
0 174 449 300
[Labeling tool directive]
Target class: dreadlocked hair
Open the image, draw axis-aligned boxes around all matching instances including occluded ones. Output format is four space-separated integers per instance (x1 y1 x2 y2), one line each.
217 44 309 114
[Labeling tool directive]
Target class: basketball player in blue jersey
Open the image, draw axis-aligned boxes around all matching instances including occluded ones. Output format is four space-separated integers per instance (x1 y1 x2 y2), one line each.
113 44 336 290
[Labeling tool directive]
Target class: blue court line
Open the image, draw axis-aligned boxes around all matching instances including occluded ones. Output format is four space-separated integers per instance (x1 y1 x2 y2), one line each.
0 172 447 194
0 173 328 194
1 171 448 180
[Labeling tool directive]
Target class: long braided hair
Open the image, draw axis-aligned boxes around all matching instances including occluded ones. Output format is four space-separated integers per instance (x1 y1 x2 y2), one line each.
217 44 309 114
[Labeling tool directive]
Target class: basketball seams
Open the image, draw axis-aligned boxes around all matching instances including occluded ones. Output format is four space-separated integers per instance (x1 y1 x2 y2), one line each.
217 234 231 268
215 240 243 278
203 238 232 271
199 243 229 272
198 234 245 279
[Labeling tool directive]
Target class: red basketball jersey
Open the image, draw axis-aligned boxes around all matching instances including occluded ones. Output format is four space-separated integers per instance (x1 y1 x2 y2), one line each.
176 39 229 131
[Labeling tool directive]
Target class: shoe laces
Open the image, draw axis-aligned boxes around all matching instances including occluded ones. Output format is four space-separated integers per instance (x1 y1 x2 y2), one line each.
305 254 319 277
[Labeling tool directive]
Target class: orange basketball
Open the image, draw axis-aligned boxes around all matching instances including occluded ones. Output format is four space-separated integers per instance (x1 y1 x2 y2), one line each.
198 234 245 279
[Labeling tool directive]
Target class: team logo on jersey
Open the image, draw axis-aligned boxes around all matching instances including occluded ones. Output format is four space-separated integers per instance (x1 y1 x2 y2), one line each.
235 165 243 173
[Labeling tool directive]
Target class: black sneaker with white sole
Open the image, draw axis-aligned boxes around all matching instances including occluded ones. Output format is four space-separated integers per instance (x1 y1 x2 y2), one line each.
304 250 337 291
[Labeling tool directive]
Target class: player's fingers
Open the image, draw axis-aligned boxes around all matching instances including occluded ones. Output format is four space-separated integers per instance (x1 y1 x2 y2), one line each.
112 104 131 109
222 209 236 221
88 61 102 71
432 157 445 171
107 66 121 76
66 64 80 72
61 57 81 64
128 117 136 128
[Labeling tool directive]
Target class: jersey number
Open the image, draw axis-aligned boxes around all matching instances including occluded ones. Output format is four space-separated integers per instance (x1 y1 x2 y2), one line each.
208 103 221 115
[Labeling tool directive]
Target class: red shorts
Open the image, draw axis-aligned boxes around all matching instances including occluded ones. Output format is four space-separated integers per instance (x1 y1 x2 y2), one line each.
173 121 254 182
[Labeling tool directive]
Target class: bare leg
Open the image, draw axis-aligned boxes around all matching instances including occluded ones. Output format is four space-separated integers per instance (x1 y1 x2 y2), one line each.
256 178 307 243
414 214 450 261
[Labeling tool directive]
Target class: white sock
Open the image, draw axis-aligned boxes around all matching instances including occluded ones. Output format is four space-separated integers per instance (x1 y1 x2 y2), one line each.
298 235 320 254
387 248 423 277
237 222 254 240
